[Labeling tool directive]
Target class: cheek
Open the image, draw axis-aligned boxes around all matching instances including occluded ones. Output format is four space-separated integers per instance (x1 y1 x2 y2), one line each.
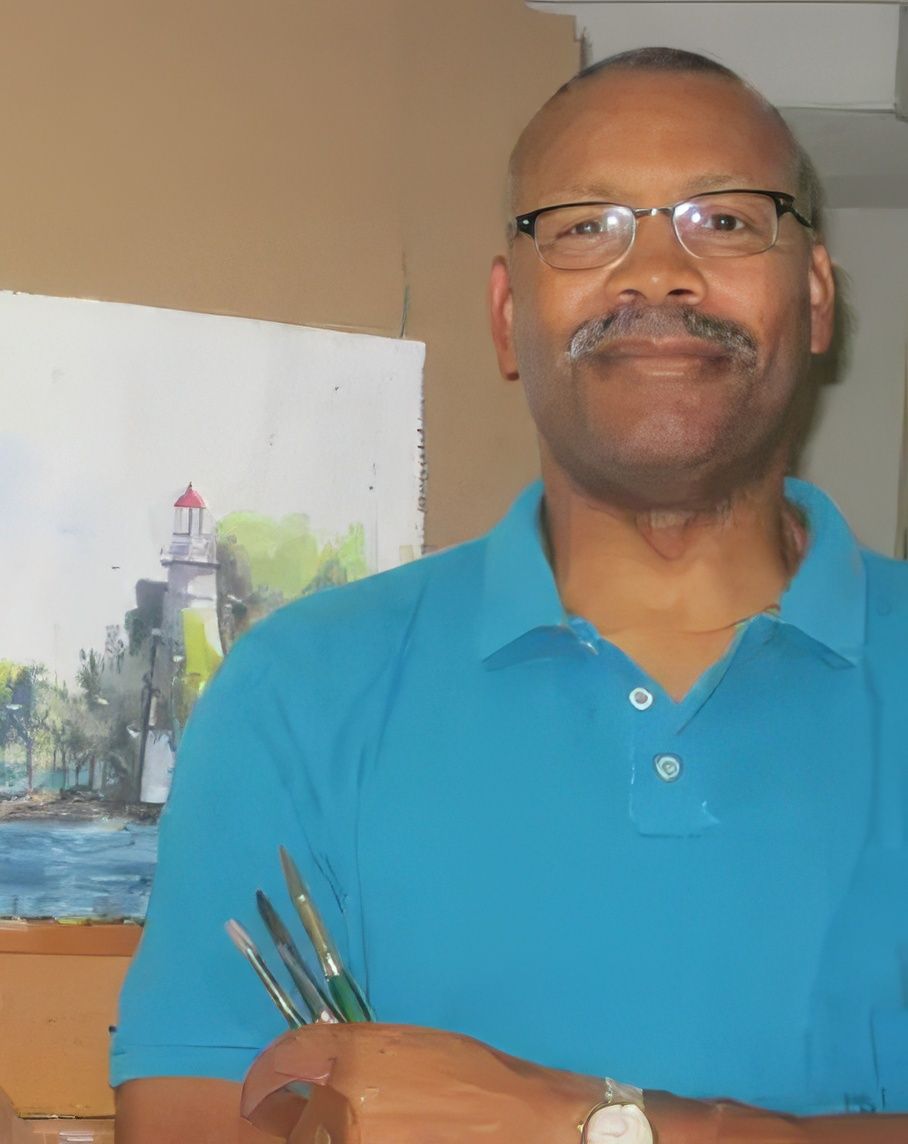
704 270 769 329
512 274 607 367
704 267 807 367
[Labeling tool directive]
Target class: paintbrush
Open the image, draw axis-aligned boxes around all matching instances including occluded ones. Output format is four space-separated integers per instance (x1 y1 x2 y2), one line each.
256 889 340 1024
278 845 374 1022
225 918 306 1029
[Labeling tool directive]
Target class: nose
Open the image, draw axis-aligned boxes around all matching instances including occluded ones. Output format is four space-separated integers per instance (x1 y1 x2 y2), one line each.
604 209 708 307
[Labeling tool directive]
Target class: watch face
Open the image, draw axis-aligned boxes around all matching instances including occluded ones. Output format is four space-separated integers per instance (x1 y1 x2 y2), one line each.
585 1102 654 1144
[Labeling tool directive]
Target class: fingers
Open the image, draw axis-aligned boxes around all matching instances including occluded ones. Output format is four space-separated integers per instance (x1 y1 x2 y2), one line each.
288 1086 358 1144
272 1025 353 1086
244 1023 433 1126
241 1026 340 1129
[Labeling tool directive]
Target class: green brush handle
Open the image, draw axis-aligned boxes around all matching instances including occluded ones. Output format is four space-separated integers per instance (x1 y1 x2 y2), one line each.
328 972 374 1022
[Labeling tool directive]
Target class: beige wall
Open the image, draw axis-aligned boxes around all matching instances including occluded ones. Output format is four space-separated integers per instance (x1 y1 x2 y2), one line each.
395 4 578 542
0 0 578 549
798 209 908 555
0 0 578 1118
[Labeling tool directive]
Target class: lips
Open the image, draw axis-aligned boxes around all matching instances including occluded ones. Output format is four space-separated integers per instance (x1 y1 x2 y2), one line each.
568 307 760 371
596 337 728 359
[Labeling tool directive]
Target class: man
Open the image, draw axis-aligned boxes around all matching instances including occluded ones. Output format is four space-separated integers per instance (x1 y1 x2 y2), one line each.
113 49 908 1142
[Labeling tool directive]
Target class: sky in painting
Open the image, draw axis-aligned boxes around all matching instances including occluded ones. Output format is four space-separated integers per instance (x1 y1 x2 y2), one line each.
0 292 424 685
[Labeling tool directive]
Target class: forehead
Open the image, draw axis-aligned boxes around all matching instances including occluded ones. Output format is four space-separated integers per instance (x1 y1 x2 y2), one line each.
512 70 795 210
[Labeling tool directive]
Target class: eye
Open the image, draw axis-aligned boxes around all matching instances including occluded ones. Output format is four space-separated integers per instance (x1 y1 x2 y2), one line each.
683 198 769 235
690 208 748 232
559 215 609 239
707 212 743 231
535 204 631 261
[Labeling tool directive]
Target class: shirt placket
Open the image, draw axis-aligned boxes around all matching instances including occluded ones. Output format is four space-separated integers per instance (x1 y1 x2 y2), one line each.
619 622 759 837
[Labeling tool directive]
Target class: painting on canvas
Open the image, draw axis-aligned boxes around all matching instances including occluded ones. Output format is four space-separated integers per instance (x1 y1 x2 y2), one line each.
0 292 424 920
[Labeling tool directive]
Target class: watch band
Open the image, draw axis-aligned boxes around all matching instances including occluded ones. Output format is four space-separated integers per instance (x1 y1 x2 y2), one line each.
579 1077 653 1143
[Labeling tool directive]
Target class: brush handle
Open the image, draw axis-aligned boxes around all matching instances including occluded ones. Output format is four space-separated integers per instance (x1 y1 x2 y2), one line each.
281 946 342 1023
225 919 306 1029
278 845 376 1022
328 972 374 1023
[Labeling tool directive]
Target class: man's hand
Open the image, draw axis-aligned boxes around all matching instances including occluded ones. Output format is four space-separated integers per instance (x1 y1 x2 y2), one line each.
241 1024 908 1144
242 1023 604 1143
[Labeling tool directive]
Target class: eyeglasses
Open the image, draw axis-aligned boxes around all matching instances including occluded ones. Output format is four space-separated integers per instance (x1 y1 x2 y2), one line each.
513 190 813 270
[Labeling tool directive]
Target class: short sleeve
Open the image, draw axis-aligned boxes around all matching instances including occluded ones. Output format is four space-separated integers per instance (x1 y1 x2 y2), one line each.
110 624 344 1085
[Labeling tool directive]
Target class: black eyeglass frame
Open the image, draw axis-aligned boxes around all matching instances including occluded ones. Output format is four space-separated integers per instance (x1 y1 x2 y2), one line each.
513 189 813 265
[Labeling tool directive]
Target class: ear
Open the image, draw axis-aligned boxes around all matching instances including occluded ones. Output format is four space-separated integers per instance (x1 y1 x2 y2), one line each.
808 241 835 355
489 256 519 381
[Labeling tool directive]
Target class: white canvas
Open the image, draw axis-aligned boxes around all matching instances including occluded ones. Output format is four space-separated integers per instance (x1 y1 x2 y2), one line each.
0 291 425 682
0 291 424 918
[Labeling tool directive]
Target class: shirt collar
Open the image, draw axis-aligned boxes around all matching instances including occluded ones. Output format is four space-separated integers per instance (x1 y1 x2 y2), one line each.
479 477 867 665
478 481 564 661
779 477 866 664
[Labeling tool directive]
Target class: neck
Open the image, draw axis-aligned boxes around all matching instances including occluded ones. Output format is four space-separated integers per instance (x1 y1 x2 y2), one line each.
542 457 805 637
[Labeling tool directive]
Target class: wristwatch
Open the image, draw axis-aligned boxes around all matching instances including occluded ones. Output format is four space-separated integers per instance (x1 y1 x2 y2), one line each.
580 1078 654 1143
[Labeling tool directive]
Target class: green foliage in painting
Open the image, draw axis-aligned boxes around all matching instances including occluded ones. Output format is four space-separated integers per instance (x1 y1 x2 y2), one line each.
214 513 368 650
76 648 105 704
0 639 142 802
0 661 20 704
217 514 366 600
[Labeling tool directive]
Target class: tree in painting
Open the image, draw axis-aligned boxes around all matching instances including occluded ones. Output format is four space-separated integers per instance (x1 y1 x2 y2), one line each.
0 483 369 819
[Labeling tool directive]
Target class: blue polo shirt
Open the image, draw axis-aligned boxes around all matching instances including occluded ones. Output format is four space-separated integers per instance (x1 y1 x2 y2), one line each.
111 479 908 1115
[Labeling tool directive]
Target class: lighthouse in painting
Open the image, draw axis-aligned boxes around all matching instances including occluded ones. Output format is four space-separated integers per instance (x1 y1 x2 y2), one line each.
160 483 219 622
140 484 224 803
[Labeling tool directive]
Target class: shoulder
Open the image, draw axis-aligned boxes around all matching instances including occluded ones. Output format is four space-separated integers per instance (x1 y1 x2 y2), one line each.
859 546 908 663
862 547 908 617
175 537 488 792
215 536 486 692
862 546 908 594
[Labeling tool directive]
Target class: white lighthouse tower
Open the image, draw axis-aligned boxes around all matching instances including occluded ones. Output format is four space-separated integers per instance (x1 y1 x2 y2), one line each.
160 482 219 624
140 484 223 803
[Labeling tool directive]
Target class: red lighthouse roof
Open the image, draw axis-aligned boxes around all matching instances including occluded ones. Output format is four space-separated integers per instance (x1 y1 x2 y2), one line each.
174 483 207 509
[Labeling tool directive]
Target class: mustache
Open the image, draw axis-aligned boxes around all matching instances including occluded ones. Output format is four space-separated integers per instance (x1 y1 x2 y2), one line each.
568 306 759 370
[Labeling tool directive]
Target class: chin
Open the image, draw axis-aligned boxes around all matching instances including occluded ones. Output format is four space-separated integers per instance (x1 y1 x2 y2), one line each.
562 443 778 514
540 390 796 510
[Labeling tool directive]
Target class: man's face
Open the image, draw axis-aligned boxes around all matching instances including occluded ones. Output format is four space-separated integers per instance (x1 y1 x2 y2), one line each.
490 70 835 512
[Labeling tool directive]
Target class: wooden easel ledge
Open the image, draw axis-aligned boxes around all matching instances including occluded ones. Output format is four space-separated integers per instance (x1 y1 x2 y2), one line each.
0 920 142 957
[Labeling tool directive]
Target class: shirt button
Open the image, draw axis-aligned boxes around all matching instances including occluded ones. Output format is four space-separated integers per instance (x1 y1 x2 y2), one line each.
654 753 682 782
629 687 654 710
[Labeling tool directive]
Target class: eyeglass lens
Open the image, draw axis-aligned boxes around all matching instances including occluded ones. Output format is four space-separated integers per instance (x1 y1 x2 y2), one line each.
534 192 781 269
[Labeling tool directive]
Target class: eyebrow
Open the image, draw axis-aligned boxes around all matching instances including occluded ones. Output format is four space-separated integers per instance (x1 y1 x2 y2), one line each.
543 174 759 204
